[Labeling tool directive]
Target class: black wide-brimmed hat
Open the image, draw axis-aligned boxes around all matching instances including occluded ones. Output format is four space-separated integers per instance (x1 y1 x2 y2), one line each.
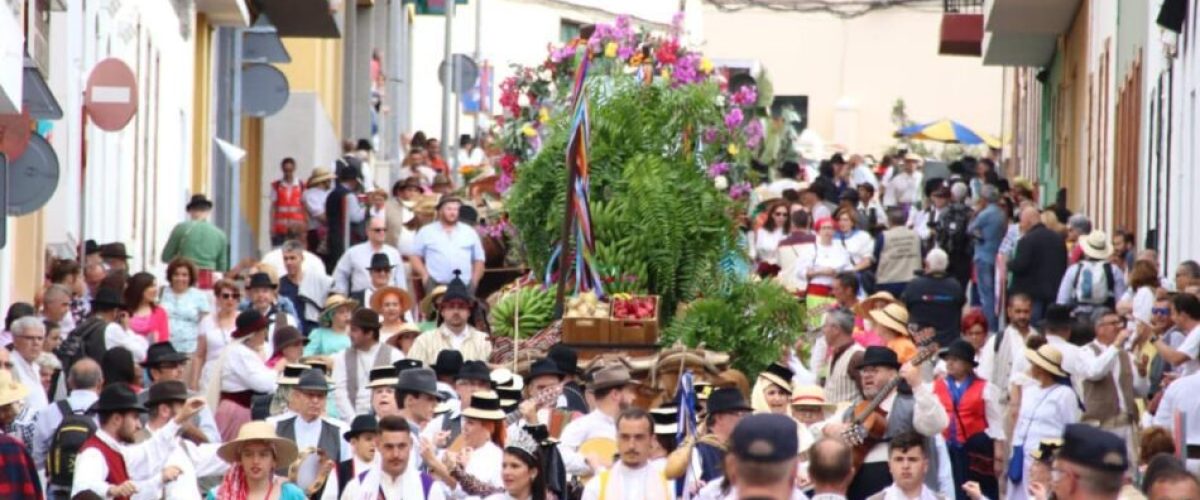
295 368 331 393
939 339 978 367
431 350 463 379
90 287 124 311
395 367 439 398
706 387 752 415
84 239 100 256
99 242 133 260
247 272 276 290
343 414 380 441
394 359 424 374
758 363 794 393
141 342 189 367
547 344 581 377
232 310 269 339
440 270 473 304
350 309 382 331
455 360 491 383
367 253 394 271
186 194 214 211
1041 304 1074 330
145 380 189 407
366 365 399 389
90 384 147 414
859 346 901 370
528 358 565 381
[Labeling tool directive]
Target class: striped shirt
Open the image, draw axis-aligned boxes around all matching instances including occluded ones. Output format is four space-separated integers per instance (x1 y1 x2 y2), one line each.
824 342 866 405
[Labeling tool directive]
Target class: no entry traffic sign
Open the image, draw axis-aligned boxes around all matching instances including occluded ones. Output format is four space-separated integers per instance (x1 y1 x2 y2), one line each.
85 58 138 132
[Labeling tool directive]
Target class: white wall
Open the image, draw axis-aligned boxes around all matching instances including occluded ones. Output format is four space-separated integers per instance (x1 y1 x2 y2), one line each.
701 5 1004 157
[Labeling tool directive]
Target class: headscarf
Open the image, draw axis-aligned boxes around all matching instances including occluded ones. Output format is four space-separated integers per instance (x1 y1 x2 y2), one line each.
813 217 835 232
215 464 249 500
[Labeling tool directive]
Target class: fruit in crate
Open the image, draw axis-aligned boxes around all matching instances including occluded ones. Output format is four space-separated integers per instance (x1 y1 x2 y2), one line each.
612 296 657 320
565 291 609 318
489 286 555 337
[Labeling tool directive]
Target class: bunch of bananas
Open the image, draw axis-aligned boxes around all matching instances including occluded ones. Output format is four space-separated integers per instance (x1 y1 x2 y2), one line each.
489 287 555 338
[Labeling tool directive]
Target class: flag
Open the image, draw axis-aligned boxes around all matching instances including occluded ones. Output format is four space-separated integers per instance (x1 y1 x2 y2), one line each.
676 370 699 498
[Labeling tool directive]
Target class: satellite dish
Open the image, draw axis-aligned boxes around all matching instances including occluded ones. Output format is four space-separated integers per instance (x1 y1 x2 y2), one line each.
439 54 479 95
7 134 59 216
242 63 290 117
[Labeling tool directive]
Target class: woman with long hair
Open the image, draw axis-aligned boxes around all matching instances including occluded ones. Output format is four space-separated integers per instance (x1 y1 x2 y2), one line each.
125 272 170 343
834 206 875 275
160 258 210 384
303 295 357 357
209 421 305 500
493 442 550 500
1007 341 1081 500
795 218 852 330
445 391 508 498
195 279 241 391
752 200 791 276
1127 259 1162 328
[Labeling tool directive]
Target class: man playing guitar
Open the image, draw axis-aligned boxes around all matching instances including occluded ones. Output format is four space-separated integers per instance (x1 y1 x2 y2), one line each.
816 344 949 499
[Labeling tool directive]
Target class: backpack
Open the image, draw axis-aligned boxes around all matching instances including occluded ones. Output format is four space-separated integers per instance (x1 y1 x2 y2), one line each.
1072 260 1116 307
55 317 108 372
47 400 97 496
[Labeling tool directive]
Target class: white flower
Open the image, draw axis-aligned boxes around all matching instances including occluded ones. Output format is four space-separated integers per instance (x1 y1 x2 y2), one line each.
517 93 531 108
714 175 729 190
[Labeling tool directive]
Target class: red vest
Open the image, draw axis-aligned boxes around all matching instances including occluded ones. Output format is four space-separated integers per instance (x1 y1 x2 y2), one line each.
272 179 306 235
933 376 988 444
80 435 131 500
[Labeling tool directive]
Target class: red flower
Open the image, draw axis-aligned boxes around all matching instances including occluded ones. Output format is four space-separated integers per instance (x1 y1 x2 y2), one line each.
655 39 679 66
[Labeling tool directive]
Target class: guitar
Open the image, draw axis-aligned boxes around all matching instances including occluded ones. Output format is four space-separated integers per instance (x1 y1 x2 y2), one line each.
841 326 939 467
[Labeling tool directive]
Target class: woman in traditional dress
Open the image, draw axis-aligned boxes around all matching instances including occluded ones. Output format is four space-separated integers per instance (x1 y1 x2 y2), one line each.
303 295 357 357
796 218 852 331
208 310 282 441
209 421 306 500
445 391 508 499
195 279 241 390
1007 342 1080 500
371 286 415 341
752 362 794 415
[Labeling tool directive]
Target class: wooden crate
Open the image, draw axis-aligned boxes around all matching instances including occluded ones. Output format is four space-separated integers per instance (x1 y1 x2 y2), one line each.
562 317 611 344
609 295 660 345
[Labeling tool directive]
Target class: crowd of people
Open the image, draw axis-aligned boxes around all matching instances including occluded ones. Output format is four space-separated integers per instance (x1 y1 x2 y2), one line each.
0 140 1198 500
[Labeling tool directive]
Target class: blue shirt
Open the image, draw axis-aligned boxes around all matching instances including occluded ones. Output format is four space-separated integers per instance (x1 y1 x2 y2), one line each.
413 222 485 284
968 203 1005 265
160 287 211 354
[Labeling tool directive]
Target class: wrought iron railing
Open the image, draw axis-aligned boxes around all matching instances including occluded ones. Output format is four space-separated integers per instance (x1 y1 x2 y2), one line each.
944 0 984 14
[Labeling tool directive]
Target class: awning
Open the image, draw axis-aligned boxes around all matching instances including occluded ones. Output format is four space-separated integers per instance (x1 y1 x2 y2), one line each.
1158 0 1187 32
22 56 61 120
258 0 341 38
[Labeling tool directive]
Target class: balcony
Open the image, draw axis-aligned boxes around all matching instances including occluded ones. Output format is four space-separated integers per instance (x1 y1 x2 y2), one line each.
982 0 1082 66
939 0 984 57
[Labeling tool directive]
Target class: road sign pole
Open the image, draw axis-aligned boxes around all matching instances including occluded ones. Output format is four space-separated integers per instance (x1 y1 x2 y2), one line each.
440 0 454 163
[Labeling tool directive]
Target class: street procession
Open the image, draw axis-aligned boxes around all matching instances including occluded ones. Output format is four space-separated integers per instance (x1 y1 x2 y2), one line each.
3 0 1200 499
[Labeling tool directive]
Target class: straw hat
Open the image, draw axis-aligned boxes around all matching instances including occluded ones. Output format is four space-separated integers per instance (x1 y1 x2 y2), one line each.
420 286 448 317
868 303 910 335
903 152 924 164
1025 344 1067 378
0 371 28 407
371 286 414 316
308 167 334 186
1080 230 1114 260
320 295 359 324
461 391 506 420
217 421 299 465
789 385 837 412
757 363 794 393
855 291 897 317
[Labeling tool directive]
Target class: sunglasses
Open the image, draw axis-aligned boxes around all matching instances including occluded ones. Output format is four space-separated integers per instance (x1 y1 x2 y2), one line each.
1153 307 1171 316
220 293 242 300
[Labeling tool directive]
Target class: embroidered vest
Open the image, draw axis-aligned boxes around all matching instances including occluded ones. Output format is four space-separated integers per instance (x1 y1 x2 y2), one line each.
933 377 989 444
80 436 131 500
1081 343 1138 425
345 343 396 412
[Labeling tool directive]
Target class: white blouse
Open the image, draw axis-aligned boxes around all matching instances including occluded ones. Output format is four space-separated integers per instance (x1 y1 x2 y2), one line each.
753 228 788 265
220 342 278 393
456 440 504 499
794 241 852 288
837 230 875 267
1011 383 1079 449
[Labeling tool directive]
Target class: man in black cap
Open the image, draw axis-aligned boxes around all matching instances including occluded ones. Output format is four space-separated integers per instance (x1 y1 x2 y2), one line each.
138 342 221 443
161 193 230 274
410 194 486 294
332 215 407 298
819 346 947 499
347 253 401 307
71 384 205 498
407 271 491 366
269 368 349 470
324 164 368 271
727 413 801 499
333 309 403 419
1051 424 1128 500
548 344 589 414
245 271 300 334
336 415 380 497
666 386 752 488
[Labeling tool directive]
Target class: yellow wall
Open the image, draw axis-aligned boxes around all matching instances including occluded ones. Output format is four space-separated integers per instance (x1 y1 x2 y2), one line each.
12 212 44 302
192 14 213 195
242 118 263 237
277 37 344 135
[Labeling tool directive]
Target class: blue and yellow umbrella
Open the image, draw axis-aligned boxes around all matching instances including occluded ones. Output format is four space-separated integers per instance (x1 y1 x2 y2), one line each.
895 119 1000 149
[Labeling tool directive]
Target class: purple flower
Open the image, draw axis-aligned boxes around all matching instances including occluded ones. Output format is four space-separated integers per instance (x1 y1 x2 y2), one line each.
702 127 719 143
731 85 758 107
671 11 686 35
729 182 752 199
617 45 635 60
497 171 514 193
744 120 764 148
707 162 730 178
671 53 702 86
724 108 744 130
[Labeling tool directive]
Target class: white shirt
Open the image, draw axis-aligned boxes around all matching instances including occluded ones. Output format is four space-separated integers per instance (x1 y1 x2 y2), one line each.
560 409 618 475
32 389 98 471
977 326 1036 398
304 186 332 230
341 466 448 500
1153 370 1200 444
158 438 227 500
837 231 875 266
333 342 405 419
878 484 939 500
11 352 47 413
275 414 352 464
581 460 674 500
220 341 278 393
454 440 504 499
1046 335 1117 394
753 228 788 264
883 170 921 207
1011 383 1079 449
105 322 149 363
814 383 947 464
1175 324 1200 376
794 241 852 288
850 164 879 191
71 420 181 498
332 242 409 295
1082 340 1149 415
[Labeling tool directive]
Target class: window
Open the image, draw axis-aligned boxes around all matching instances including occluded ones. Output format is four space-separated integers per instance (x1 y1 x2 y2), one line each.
560 19 583 44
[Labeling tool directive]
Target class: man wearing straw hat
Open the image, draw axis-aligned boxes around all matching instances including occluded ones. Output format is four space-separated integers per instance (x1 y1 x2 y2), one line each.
71 384 206 499
303 166 335 255
0 371 40 497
